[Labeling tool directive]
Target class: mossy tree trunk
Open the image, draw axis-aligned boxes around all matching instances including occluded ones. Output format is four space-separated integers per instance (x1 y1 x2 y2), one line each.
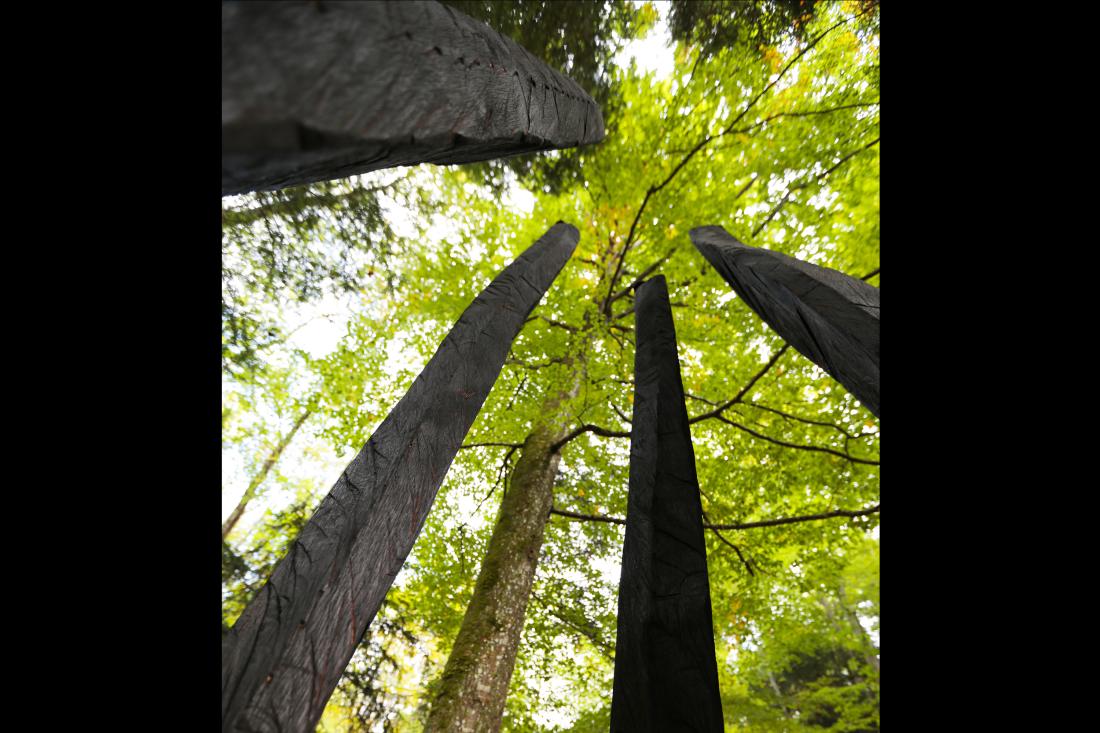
425 403 574 731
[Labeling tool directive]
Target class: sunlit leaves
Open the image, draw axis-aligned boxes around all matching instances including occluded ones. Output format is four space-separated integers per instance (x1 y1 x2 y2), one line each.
221 2 878 729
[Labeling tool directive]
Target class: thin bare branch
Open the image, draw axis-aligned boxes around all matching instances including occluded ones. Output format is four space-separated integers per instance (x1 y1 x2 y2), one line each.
752 135 880 237
550 424 631 454
713 415 879 465
689 345 790 423
460 441 523 450
549 504 880 531
707 504 880 531
744 402 869 440
707 526 755 576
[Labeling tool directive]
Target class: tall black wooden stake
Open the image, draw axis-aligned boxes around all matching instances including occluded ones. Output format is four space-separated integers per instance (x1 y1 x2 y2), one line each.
690 226 880 417
611 275 724 732
222 223 579 733
223 1 605 195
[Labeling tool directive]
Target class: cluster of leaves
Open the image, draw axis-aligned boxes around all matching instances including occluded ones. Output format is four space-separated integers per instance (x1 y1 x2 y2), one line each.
222 2 880 730
669 0 823 58
221 174 419 378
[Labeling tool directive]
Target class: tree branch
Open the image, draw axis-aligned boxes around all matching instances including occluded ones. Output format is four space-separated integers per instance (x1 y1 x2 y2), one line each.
744 402 871 441
610 402 633 425
595 16 859 315
550 424 630 454
471 444 519 514
721 12 863 137
549 506 623 525
609 247 677 304
459 441 523 450
721 101 880 139
533 314 579 332
707 525 756 575
689 345 790 424
548 503 880 531
752 135 880 237
713 414 879 465
707 504 879 531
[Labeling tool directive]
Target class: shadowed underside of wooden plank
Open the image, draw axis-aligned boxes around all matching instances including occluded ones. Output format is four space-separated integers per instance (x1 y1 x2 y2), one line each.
221 222 579 733
611 275 724 733
690 226 880 417
222 1 606 195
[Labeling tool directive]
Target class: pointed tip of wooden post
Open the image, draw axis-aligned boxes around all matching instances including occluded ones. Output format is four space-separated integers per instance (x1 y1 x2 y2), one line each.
689 225 743 273
634 274 669 322
550 220 580 242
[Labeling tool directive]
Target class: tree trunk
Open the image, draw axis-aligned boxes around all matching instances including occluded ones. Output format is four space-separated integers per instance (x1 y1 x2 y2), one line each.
222 223 578 733
835 582 880 674
222 408 312 542
610 275 724 732
425 396 577 731
689 226 880 417
222 1 605 195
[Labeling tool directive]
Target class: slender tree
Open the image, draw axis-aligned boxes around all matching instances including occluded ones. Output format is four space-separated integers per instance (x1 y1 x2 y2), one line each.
222 408 312 541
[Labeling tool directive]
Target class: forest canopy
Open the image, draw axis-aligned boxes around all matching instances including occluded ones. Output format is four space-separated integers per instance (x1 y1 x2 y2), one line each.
222 1 880 730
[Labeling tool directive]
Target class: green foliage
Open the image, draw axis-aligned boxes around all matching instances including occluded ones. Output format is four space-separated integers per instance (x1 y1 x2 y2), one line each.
669 1 879 62
221 174 420 378
222 2 880 730
669 0 825 56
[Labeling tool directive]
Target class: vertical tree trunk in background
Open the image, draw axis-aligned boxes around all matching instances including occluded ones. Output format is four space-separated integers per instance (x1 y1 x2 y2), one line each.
690 226 880 417
222 223 578 733
222 1 605 195
222 409 312 541
835 582 880 674
424 411 574 732
610 275 724 732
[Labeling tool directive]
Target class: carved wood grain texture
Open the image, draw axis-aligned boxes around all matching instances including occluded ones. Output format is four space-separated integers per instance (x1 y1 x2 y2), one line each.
222 1 605 195
610 275 724 732
221 222 579 733
690 226 880 417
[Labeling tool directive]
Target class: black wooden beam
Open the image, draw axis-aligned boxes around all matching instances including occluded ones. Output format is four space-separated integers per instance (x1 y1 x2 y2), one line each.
610 275 724 732
690 226 880 417
222 223 579 733
222 1 605 195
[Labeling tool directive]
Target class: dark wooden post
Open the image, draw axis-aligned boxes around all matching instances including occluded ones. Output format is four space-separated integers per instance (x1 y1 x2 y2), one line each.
222 1 605 195
610 275 724 732
222 223 579 733
690 226 880 417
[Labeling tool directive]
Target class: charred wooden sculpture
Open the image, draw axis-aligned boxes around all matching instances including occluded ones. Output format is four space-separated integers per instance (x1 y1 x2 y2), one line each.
610 275 724 732
222 1 605 195
221 223 579 733
690 226 880 417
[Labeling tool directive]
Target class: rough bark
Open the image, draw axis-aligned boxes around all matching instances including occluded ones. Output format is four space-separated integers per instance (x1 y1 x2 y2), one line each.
222 1 605 195
689 226 880 417
222 223 578 733
223 409 312 542
424 416 571 732
610 275 724 732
